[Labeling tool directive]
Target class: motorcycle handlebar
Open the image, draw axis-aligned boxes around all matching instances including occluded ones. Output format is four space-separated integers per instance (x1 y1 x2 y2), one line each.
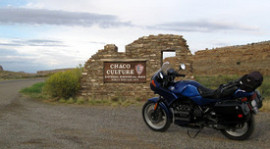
175 73 186 77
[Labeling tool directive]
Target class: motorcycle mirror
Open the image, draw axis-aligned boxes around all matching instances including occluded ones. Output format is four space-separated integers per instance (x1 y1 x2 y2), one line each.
179 63 186 70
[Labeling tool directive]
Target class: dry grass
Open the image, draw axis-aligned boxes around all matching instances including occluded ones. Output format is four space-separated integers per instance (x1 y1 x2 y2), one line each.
261 99 270 112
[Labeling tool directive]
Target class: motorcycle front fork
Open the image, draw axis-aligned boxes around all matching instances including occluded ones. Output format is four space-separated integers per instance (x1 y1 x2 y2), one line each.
154 96 163 111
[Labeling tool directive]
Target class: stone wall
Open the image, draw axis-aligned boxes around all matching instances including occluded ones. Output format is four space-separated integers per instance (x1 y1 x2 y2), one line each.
80 34 192 100
192 41 270 75
80 34 270 100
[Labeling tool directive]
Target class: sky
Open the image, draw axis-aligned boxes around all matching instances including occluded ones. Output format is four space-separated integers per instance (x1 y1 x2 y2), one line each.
0 0 269 73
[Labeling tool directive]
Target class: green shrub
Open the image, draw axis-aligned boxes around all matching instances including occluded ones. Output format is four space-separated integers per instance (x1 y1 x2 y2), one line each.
43 68 82 99
76 98 86 104
20 82 45 94
59 98 66 103
66 98 75 104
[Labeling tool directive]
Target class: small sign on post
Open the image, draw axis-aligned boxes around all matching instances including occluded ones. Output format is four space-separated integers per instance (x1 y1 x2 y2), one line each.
104 61 146 83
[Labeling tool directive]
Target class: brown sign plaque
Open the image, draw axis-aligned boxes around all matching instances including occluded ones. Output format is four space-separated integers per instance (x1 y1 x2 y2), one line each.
104 61 146 83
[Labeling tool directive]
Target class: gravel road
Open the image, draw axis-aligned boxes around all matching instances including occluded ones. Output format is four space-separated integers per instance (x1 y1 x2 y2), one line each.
0 79 270 149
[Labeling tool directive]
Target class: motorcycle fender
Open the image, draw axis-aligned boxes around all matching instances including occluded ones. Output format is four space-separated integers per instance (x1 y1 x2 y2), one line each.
148 97 173 119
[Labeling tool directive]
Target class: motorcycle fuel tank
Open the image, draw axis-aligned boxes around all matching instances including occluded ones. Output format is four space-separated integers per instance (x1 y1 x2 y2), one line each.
170 80 217 105
172 80 201 97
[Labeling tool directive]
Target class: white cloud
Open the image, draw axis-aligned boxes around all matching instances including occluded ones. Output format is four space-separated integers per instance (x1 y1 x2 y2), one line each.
25 0 182 25
150 20 260 33
0 0 269 72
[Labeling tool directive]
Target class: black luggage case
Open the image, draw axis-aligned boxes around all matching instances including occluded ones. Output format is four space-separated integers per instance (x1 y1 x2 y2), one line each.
214 100 250 124
239 71 263 92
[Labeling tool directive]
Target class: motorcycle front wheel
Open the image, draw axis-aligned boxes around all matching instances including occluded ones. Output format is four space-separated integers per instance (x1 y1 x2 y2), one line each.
221 114 254 140
142 101 171 132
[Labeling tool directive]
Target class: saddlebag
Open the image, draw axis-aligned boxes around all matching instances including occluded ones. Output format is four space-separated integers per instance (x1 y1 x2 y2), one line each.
216 82 238 98
214 100 250 123
238 71 263 92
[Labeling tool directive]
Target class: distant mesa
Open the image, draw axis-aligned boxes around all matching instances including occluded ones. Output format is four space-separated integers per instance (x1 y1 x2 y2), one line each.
37 68 74 76
0 65 3 71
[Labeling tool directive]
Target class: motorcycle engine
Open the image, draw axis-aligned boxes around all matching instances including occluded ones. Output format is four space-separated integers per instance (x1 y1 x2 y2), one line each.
172 101 204 122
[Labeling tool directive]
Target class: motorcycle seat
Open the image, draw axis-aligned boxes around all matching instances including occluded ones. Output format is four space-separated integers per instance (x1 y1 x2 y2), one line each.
197 85 218 99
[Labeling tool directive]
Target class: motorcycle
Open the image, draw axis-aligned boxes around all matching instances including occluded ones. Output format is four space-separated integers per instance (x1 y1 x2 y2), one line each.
142 62 264 140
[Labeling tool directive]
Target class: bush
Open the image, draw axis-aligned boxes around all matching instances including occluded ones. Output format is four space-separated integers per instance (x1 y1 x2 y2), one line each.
43 68 82 99
76 97 86 104
66 98 75 104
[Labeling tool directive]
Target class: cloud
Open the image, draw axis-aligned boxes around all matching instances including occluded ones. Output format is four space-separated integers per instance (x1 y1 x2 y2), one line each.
150 21 259 33
89 41 106 45
0 43 23 46
23 39 66 47
27 39 61 43
0 36 107 73
0 48 45 72
1 39 66 47
0 46 79 73
0 7 131 28
0 48 19 55
0 56 49 73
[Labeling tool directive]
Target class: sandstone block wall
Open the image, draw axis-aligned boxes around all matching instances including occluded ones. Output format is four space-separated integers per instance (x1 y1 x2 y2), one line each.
80 34 192 100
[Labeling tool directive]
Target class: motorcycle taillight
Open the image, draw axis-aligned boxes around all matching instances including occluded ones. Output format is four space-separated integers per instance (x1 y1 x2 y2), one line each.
241 97 248 102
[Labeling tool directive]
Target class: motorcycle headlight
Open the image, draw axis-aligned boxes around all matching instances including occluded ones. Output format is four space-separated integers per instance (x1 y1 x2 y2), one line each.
159 72 163 79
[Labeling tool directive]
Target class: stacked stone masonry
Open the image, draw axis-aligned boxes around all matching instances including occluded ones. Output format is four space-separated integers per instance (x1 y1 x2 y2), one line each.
80 34 192 100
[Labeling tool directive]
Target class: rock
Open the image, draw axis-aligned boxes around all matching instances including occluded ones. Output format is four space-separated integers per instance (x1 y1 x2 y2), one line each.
0 65 3 71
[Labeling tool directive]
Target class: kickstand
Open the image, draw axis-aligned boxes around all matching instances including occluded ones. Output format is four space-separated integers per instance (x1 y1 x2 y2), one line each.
187 127 203 138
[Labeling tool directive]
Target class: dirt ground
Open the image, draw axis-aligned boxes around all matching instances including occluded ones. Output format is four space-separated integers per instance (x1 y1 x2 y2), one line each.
0 79 270 149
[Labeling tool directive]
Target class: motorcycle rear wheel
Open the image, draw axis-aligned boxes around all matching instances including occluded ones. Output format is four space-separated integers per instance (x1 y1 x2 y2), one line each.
142 101 171 132
221 114 254 140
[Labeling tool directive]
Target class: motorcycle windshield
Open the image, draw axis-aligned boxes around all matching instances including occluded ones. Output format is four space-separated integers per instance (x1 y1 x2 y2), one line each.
161 62 172 75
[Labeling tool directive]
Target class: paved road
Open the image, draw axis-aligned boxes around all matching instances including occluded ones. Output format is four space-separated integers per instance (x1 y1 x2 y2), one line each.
0 79 270 149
